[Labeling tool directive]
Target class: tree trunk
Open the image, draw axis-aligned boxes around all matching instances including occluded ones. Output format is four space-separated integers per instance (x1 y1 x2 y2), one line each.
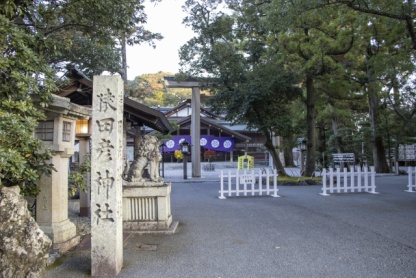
305 75 316 176
282 136 295 167
394 136 400 175
263 130 287 176
329 103 345 154
366 56 390 173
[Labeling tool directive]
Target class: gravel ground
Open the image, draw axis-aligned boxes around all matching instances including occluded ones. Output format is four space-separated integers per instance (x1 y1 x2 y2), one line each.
68 199 91 237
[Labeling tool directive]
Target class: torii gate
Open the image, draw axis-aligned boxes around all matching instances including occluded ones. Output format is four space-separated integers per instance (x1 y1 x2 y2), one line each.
164 77 202 178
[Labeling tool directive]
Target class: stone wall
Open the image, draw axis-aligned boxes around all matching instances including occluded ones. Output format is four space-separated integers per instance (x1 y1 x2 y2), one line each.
0 186 51 278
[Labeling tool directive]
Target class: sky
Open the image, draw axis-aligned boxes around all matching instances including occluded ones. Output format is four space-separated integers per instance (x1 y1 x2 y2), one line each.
126 1 196 80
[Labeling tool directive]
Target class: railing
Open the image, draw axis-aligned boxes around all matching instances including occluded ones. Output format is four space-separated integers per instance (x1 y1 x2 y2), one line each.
219 169 280 199
320 166 378 196
405 167 416 193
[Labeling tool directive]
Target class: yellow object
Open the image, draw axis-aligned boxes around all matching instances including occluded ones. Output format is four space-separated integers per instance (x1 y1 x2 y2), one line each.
174 150 183 160
238 155 254 170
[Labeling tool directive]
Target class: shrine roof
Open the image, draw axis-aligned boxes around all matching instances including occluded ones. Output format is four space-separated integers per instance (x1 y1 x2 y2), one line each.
55 65 174 134
174 116 251 142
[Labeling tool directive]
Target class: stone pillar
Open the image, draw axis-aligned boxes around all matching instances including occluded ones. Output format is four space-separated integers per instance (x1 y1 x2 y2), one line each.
91 76 124 276
191 87 201 178
79 138 91 217
36 116 80 253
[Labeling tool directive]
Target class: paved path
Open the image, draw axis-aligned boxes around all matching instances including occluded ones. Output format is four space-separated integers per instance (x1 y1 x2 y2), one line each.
46 170 416 278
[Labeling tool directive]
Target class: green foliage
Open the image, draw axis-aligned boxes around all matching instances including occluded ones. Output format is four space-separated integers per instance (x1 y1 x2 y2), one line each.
127 72 192 106
179 1 303 175
0 0 164 196
0 12 56 196
68 156 91 197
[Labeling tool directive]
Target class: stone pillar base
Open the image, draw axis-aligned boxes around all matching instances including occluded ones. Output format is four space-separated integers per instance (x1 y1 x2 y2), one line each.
123 183 175 233
39 219 80 253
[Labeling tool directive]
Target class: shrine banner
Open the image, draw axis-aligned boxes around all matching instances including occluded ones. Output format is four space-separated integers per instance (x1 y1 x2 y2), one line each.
161 135 235 152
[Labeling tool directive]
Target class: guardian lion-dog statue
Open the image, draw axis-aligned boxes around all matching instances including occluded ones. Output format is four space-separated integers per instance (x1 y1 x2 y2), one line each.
124 135 163 183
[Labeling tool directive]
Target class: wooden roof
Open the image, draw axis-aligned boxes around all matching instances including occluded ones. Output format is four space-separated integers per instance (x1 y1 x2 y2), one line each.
175 116 251 142
55 66 174 134
164 99 220 119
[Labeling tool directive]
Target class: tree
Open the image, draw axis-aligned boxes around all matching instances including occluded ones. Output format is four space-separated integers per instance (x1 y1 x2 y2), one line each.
292 0 415 173
179 0 302 176
320 0 416 50
0 11 55 196
259 0 357 175
0 0 164 196
127 72 193 107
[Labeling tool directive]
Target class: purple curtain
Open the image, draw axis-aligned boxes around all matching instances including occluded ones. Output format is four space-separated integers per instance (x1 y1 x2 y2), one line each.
161 135 235 152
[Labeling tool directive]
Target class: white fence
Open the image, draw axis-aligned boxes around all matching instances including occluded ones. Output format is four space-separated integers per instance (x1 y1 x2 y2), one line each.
219 169 280 199
405 167 416 192
320 167 378 196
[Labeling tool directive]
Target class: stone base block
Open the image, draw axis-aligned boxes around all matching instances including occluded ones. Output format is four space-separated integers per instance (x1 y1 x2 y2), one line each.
123 183 174 233
125 221 179 235
52 234 80 253
39 219 80 253
123 215 172 231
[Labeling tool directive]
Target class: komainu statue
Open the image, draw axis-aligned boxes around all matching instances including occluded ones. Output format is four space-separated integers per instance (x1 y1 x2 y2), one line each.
124 135 163 184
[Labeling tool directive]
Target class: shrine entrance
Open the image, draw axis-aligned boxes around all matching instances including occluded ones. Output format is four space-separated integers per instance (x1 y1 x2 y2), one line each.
163 77 203 178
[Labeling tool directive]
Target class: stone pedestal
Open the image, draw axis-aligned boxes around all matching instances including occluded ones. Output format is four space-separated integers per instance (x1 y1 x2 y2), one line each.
37 154 80 252
123 183 174 232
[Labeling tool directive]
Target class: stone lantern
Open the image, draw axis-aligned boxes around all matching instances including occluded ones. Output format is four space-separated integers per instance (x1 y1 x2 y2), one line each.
297 137 307 175
35 95 91 252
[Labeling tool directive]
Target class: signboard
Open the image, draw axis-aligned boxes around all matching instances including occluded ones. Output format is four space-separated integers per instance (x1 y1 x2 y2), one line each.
239 175 255 184
332 153 355 163
398 144 416 160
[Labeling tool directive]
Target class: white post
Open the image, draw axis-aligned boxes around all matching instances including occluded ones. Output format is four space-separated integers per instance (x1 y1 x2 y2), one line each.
364 167 369 192
228 170 232 197
259 169 263 196
219 171 226 199
343 168 348 193
320 169 330 196
91 76 124 276
357 167 362 192
414 167 416 191
336 168 341 193
351 167 355 193
368 166 379 194
251 170 255 196
271 170 280 197
243 170 247 196
405 167 415 192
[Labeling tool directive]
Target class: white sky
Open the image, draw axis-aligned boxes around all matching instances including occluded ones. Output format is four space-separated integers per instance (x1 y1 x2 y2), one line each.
126 1 196 80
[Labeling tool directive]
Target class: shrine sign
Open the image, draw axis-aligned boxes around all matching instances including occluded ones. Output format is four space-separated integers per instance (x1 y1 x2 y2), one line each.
332 153 355 163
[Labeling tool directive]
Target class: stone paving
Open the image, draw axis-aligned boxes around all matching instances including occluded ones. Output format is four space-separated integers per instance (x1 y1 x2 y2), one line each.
45 163 416 278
